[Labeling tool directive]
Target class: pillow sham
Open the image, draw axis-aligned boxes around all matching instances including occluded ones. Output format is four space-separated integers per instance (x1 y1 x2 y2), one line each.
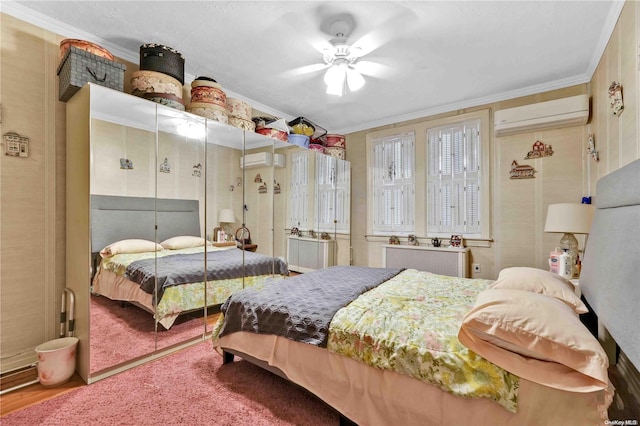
490 267 587 314
458 288 609 393
100 239 163 258
160 235 210 250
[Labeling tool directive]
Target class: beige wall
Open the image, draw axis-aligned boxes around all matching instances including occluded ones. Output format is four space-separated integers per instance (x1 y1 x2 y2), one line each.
1 2 639 372
1 13 66 371
588 0 640 184
0 13 135 372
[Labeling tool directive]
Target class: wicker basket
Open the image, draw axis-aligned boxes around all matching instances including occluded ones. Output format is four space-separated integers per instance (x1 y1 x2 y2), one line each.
57 46 126 102
139 44 185 85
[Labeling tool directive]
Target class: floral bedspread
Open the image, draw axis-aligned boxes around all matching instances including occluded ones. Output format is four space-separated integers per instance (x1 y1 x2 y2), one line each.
97 246 279 329
327 269 519 412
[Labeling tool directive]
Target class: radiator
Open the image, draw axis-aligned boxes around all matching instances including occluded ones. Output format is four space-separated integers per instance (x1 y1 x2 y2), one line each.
383 245 469 278
287 236 335 273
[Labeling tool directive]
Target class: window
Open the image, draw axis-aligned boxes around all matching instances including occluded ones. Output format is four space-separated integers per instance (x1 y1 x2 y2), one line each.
426 119 482 237
289 150 312 229
370 132 415 235
289 150 351 233
316 154 350 233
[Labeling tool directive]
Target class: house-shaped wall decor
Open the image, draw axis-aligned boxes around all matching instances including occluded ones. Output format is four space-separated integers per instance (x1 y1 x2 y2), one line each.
524 140 553 159
509 160 536 179
159 157 171 173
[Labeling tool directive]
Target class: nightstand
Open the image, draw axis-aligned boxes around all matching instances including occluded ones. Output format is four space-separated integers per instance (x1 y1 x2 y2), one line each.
570 278 581 297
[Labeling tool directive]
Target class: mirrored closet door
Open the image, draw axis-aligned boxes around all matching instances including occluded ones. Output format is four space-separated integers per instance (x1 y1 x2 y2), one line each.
88 93 158 373
154 107 207 350
67 83 350 384
203 122 247 334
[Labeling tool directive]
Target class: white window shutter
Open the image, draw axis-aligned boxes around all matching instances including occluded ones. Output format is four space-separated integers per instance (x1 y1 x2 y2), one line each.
465 182 480 233
426 181 440 230
452 127 465 178
427 119 482 237
440 181 452 231
371 133 415 234
427 131 440 178
464 122 481 233
440 131 452 176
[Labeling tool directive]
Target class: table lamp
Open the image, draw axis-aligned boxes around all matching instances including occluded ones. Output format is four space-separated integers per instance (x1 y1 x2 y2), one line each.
217 209 236 241
544 203 594 276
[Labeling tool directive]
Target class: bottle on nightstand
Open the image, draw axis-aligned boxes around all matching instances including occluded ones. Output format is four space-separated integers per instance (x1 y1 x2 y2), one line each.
559 249 573 279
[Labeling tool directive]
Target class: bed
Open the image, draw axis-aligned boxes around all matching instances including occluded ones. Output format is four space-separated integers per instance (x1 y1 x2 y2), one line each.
90 195 288 329
212 159 640 425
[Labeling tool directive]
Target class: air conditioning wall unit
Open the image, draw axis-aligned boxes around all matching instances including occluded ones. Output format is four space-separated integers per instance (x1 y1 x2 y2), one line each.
240 152 285 169
494 94 589 137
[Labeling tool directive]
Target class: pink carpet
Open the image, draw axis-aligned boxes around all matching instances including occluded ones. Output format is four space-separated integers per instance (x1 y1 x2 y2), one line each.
90 295 206 372
2 340 339 425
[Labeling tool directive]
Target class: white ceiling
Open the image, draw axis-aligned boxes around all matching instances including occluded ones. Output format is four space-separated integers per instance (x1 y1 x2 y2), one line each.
4 1 624 135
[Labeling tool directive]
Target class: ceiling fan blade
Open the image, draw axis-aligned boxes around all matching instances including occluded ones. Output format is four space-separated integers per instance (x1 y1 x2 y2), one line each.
281 63 330 78
348 7 421 57
352 60 394 79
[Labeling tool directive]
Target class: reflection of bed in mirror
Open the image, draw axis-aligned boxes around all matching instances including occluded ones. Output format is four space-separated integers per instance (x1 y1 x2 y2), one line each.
212 160 640 425
90 195 288 329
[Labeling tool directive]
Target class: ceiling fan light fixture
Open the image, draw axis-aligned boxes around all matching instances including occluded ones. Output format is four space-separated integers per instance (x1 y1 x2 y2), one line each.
346 67 365 92
321 19 366 97
326 79 345 97
325 62 347 96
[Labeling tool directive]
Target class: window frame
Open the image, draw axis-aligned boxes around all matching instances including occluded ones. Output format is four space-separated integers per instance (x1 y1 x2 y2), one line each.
425 110 490 240
366 110 490 242
368 131 416 236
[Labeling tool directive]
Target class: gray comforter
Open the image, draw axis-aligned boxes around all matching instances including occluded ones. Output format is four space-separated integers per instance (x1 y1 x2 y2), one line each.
126 248 288 303
218 266 403 347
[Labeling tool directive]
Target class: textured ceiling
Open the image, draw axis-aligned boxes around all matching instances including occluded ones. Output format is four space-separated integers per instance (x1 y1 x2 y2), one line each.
6 1 623 134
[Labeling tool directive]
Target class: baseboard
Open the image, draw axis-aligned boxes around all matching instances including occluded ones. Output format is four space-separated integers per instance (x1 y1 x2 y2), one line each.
0 365 38 393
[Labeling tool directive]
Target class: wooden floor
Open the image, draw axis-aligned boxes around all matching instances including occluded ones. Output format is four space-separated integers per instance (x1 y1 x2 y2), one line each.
1 373 84 416
608 362 640 421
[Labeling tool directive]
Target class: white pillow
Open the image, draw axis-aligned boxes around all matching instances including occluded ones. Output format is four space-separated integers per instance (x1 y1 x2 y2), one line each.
160 235 209 250
100 239 163 258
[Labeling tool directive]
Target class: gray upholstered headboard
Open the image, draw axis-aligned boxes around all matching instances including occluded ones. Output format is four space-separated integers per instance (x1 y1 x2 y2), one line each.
90 195 201 253
580 159 640 370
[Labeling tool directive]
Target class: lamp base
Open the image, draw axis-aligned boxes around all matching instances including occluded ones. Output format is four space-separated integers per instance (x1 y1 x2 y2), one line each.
559 232 579 277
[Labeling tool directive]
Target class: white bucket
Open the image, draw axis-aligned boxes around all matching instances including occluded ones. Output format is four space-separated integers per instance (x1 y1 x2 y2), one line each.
35 337 79 387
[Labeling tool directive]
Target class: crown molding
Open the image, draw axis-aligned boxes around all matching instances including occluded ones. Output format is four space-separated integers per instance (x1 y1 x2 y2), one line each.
585 0 625 79
334 73 591 135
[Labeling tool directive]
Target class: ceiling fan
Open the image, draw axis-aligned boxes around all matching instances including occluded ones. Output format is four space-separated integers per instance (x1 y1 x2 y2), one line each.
288 16 392 97
322 19 366 96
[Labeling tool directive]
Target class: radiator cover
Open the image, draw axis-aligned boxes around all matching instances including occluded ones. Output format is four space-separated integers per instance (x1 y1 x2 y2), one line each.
287 236 335 273
382 245 469 278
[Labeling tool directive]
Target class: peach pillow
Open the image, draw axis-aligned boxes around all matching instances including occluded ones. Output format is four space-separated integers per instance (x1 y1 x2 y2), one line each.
458 289 609 392
160 235 209 250
490 267 587 314
100 239 163 258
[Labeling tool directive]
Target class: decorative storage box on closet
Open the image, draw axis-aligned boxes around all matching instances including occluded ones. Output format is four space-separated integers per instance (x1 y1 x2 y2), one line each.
57 46 126 102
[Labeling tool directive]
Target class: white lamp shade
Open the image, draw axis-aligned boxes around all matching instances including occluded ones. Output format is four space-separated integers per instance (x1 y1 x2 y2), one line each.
346 67 365 92
544 203 594 234
325 64 346 96
218 209 236 224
